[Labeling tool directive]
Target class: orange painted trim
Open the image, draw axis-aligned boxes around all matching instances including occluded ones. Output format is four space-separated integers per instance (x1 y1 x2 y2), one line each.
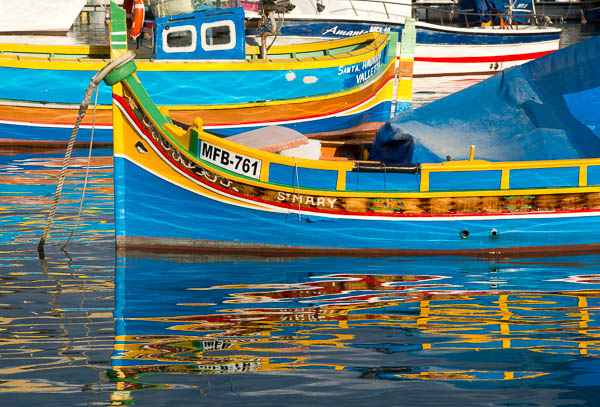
0 66 395 129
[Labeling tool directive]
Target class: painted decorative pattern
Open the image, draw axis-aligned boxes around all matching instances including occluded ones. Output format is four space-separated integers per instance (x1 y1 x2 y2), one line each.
120 87 600 219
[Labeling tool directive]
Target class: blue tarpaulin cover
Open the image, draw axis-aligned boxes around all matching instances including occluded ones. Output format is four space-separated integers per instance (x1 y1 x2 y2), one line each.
458 0 531 19
475 0 506 14
369 35 600 164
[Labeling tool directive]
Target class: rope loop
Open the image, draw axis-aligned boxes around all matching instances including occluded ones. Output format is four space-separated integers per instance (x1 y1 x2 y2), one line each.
37 51 136 259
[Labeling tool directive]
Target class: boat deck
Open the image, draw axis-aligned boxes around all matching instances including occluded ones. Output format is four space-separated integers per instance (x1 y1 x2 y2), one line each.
0 11 110 47
0 10 330 59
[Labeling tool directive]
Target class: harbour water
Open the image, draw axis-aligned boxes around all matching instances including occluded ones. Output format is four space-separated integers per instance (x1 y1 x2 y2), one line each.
1 20 600 406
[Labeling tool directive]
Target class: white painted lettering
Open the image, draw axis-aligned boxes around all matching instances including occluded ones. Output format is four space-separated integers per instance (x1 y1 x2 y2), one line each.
322 25 386 37
322 25 340 36
275 192 338 209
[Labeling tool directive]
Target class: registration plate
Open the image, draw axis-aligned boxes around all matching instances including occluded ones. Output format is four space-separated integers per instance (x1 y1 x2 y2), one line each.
199 141 262 179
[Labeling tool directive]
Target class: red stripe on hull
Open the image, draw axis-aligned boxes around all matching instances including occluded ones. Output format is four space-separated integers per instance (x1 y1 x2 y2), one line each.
415 50 555 63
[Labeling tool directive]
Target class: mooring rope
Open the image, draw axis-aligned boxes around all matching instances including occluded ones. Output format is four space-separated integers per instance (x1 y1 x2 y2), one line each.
38 51 136 259
61 85 101 252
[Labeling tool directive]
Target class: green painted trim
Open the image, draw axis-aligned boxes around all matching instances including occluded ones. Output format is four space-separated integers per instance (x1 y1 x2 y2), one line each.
122 77 265 181
111 33 128 42
329 44 366 54
254 43 372 60
104 60 137 85
124 75 170 130
189 129 199 157
400 18 416 57
387 32 398 61
110 0 127 51
121 75 191 153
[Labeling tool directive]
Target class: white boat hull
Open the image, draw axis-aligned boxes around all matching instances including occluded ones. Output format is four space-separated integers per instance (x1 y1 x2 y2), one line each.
414 39 560 76
247 0 561 76
0 0 87 33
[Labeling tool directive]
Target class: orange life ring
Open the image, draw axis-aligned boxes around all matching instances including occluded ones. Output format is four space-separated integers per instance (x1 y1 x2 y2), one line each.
124 0 145 39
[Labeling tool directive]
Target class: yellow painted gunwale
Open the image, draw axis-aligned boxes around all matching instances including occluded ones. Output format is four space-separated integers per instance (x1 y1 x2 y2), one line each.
0 32 379 57
246 32 383 55
129 128 600 200
0 33 385 56
191 130 600 197
0 42 110 55
125 74 600 199
0 32 388 72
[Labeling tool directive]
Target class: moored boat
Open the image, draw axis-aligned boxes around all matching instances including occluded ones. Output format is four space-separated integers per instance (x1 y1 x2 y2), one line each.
103 30 600 255
0 1 411 145
243 0 561 78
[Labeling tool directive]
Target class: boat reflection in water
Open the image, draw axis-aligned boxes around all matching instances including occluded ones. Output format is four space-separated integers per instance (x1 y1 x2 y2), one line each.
109 253 600 405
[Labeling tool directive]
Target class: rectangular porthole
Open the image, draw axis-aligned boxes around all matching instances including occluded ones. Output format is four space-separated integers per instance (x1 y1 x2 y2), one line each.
162 25 197 53
201 20 236 51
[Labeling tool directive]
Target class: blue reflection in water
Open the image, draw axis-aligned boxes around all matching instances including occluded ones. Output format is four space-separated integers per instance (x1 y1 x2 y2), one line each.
0 147 114 246
110 253 600 406
0 147 117 405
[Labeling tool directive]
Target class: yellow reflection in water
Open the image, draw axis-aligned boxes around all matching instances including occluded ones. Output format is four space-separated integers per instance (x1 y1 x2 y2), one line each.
111 282 600 393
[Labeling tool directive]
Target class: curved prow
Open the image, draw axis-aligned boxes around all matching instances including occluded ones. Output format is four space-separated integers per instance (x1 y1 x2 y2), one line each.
108 0 182 153
104 57 174 132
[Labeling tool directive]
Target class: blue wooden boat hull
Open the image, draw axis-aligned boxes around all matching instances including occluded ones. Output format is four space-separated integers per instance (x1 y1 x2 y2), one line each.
114 156 600 254
251 19 561 77
0 64 386 106
275 20 561 46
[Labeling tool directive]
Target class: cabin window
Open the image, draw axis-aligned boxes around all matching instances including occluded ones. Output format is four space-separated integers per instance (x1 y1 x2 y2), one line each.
162 25 197 53
200 20 236 51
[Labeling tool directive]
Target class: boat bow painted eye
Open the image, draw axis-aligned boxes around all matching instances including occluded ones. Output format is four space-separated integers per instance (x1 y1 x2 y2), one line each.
136 142 148 153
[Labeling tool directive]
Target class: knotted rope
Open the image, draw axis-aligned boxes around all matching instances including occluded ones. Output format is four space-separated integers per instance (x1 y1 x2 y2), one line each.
38 51 136 259
61 85 100 253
